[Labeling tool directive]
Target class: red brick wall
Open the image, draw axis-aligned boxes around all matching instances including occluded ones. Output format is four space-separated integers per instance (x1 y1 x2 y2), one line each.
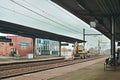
16 36 33 56
0 36 33 56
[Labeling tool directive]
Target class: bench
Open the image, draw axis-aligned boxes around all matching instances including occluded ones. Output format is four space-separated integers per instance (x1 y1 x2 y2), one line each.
104 57 118 71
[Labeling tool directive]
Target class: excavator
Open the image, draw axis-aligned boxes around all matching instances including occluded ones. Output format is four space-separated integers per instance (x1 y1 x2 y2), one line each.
72 41 87 59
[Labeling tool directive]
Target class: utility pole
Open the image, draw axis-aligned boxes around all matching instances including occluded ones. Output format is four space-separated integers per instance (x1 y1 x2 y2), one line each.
83 29 102 54
98 39 101 54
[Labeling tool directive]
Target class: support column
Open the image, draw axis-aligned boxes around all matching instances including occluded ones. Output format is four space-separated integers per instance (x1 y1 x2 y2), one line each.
59 41 61 56
32 37 36 58
83 28 85 47
111 16 116 67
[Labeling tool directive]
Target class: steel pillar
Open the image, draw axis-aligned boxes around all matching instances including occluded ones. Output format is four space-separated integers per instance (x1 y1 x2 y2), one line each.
111 16 116 67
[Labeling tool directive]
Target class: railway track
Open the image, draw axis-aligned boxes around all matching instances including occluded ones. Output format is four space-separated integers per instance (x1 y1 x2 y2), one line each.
0 58 65 71
0 55 106 79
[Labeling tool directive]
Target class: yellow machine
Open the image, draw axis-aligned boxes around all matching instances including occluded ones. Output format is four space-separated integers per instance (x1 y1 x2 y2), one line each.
73 41 87 59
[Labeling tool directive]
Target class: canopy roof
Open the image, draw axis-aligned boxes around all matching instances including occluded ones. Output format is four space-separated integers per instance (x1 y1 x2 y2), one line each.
0 20 85 43
52 0 120 41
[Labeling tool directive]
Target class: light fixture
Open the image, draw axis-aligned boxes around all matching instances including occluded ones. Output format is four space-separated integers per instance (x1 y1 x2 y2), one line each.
90 19 98 28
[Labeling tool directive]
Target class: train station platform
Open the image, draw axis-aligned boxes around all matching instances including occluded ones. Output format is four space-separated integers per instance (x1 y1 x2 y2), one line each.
49 61 120 80
0 55 64 65
3 56 119 80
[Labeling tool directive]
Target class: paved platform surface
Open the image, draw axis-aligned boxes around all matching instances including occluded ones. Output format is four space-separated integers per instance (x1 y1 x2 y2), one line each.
0 55 63 64
49 61 120 80
3 57 108 80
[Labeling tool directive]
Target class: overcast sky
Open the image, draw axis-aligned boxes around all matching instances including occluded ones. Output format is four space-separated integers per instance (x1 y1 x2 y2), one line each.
0 0 110 50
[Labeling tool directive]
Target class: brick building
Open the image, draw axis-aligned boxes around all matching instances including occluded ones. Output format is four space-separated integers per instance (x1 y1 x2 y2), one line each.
0 35 33 56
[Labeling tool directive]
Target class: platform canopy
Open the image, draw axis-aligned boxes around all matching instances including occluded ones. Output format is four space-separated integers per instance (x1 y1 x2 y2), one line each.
52 0 120 41
0 0 95 43
0 20 86 43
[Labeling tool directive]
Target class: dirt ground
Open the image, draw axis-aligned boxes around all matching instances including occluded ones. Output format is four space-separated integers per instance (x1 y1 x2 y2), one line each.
48 62 120 80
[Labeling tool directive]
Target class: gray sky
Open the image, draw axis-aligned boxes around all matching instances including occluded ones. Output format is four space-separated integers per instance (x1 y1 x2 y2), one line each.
0 0 110 50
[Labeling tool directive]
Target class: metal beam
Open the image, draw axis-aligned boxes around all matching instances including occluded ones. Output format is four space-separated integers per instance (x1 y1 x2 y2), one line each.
85 34 102 36
73 10 110 17
61 43 69 46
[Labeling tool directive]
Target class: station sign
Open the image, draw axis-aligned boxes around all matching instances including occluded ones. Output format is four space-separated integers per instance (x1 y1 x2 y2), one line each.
19 42 29 46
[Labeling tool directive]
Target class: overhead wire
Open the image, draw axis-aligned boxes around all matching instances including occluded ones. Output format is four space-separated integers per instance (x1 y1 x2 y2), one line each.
23 0 83 34
10 0 83 34
47 0 86 32
48 0 86 23
10 0 66 29
0 6 56 28
0 5 79 35
48 0 103 35
0 2 82 36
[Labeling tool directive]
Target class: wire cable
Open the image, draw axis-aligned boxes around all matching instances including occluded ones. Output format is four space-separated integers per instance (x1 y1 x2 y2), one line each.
23 0 83 34
10 0 83 34
0 7 82 36
23 0 80 31
0 5 79 35
48 0 90 30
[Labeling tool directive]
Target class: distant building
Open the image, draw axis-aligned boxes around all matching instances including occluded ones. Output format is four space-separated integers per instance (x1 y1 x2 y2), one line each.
35 38 59 55
0 36 60 56
61 47 68 53
0 35 33 56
